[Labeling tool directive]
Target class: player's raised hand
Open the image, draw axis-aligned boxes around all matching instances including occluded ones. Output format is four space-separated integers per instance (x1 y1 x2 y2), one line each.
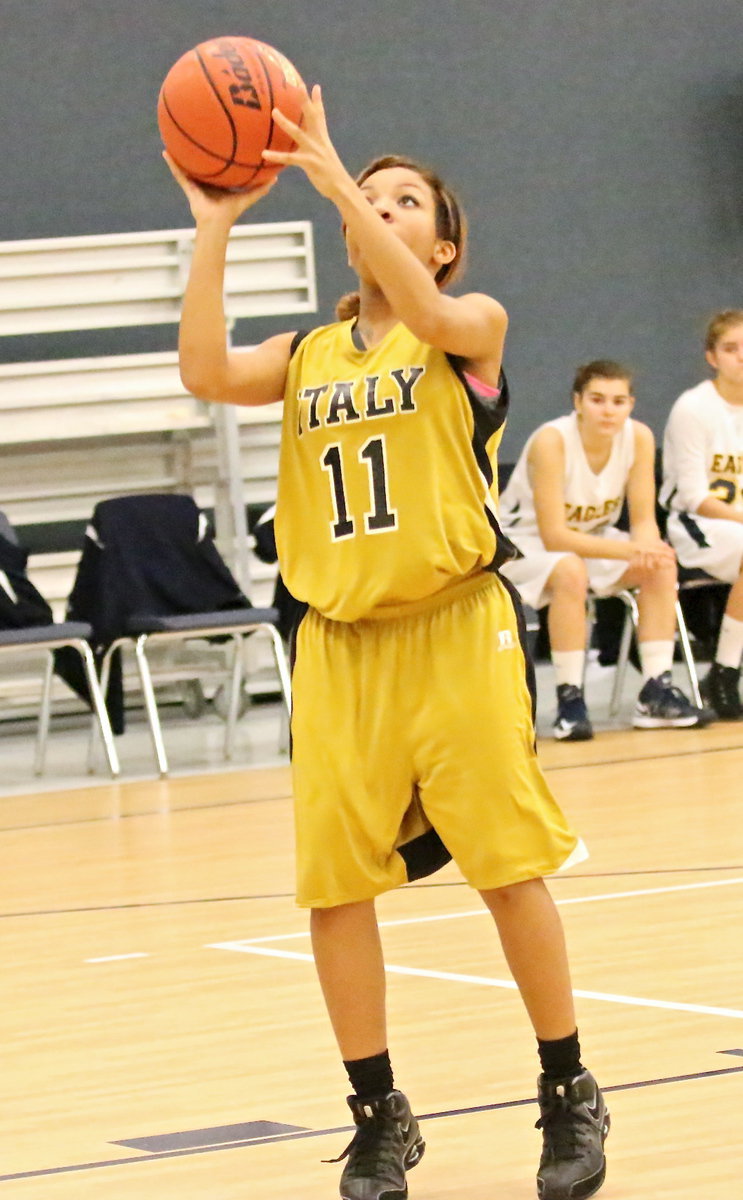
162 151 277 226
263 85 353 201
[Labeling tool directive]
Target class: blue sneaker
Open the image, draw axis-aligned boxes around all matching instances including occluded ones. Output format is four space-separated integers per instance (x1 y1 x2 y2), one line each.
553 685 593 741
633 671 714 729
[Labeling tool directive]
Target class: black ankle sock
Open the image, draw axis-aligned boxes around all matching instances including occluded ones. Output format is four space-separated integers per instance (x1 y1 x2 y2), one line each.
343 1050 394 1100
537 1031 583 1081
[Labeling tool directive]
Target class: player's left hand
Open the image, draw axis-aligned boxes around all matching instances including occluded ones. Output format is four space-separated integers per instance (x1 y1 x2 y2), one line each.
263 85 353 202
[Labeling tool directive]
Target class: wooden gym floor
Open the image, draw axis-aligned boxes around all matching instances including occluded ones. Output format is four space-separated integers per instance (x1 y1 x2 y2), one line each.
1 719 742 1199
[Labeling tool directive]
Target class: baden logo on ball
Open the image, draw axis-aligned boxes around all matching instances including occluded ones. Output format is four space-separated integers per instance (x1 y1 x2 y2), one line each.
158 35 305 190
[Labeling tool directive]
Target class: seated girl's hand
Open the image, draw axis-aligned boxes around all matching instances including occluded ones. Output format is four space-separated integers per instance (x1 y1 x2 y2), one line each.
628 540 676 571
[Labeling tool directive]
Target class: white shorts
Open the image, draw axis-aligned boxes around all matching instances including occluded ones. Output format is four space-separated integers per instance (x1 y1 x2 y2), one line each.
666 512 743 584
499 527 631 610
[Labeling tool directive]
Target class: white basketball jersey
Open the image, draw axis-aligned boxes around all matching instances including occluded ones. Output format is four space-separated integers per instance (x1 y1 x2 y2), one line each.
661 379 743 515
499 412 635 539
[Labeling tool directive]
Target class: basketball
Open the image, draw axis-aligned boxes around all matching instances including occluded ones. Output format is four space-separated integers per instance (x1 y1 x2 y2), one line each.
158 35 305 190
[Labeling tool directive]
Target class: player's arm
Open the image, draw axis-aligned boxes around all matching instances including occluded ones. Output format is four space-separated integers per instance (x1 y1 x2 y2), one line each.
164 154 293 406
625 423 677 567
625 423 664 540
265 88 508 376
530 428 634 561
697 494 743 522
666 399 743 521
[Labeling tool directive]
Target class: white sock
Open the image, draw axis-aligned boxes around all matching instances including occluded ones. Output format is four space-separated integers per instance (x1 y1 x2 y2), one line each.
552 650 585 689
639 640 674 681
715 614 743 669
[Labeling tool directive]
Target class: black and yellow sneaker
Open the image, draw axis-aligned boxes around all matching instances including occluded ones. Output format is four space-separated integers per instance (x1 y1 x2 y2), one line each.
332 1090 425 1200
536 1070 610 1200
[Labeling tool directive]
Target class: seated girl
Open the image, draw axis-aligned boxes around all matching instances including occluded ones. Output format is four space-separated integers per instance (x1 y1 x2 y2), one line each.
499 359 709 739
661 309 743 719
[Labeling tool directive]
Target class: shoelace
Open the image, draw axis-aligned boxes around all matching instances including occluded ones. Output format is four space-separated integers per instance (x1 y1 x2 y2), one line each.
324 1114 403 1175
536 1096 592 1160
651 681 698 714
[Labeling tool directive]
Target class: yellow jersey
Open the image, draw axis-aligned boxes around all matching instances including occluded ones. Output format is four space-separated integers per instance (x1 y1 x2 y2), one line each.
274 319 515 622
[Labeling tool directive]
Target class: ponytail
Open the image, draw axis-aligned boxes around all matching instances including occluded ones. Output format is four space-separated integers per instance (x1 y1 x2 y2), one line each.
335 291 361 321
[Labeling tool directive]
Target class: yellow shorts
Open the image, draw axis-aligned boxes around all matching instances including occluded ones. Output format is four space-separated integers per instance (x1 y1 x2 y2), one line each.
291 572 585 907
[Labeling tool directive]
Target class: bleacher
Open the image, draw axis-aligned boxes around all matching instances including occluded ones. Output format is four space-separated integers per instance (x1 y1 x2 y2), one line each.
0 221 316 718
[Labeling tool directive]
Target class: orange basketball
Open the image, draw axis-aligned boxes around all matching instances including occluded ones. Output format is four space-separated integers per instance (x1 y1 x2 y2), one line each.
158 35 305 190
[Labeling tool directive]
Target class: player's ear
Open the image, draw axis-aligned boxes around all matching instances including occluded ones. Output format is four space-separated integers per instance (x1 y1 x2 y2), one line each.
433 239 457 267
705 348 718 371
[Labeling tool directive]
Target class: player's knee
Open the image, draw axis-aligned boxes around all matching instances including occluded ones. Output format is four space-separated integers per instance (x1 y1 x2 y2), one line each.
549 554 588 596
638 560 677 594
481 876 545 909
310 898 375 930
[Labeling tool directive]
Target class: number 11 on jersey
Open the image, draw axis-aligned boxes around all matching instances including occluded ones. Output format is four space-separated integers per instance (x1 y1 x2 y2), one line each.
321 435 398 541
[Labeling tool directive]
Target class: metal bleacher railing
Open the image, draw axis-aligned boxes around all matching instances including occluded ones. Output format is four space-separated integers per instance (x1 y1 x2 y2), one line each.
0 220 317 719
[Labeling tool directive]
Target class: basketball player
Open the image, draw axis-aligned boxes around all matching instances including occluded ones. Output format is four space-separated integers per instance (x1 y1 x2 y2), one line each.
661 309 743 718
499 361 710 740
166 86 610 1200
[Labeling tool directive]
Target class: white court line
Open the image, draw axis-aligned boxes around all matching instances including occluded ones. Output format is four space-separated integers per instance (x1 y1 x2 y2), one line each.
211 943 743 1020
207 875 743 1021
85 953 149 963
217 875 743 947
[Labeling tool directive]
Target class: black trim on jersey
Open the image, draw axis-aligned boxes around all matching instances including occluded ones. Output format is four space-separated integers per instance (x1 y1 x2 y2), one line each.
290 329 310 358
397 824 452 881
678 511 710 548
447 356 510 440
285 603 308 761
447 358 521 570
287 600 309 673
350 320 366 351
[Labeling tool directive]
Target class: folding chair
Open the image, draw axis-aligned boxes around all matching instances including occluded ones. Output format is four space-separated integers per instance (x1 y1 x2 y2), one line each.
674 567 730 664
0 512 119 776
0 623 120 776
96 608 291 776
591 448 720 715
594 588 702 716
71 493 291 776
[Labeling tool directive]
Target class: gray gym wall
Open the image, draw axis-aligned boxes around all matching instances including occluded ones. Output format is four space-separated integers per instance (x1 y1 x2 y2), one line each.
1 0 741 457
